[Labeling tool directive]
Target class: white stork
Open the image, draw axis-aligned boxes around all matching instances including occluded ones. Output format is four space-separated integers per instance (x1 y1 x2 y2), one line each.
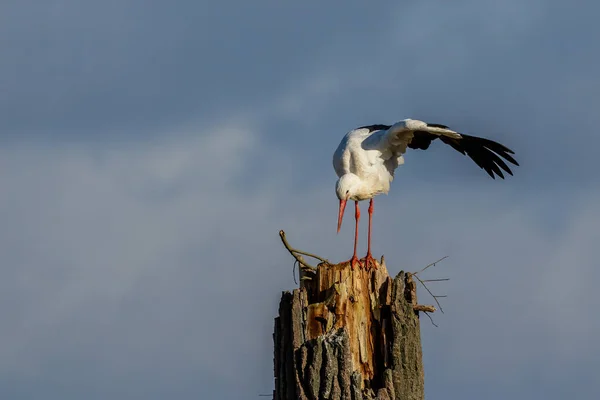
333 118 519 270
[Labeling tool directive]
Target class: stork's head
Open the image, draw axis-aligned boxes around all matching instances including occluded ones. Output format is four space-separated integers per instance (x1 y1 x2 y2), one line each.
335 174 362 233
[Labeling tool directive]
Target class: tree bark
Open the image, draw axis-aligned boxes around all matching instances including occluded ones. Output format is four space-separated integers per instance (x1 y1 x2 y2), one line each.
273 259 426 400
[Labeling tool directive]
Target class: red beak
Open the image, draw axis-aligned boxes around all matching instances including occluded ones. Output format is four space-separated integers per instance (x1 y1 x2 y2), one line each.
337 199 347 233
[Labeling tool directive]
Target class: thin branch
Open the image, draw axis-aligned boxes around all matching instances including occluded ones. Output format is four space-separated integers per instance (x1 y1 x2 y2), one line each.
279 230 329 264
415 255 449 276
293 249 330 263
278 230 320 270
413 304 436 313
293 260 298 285
410 273 445 314
409 255 450 315
423 311 438 327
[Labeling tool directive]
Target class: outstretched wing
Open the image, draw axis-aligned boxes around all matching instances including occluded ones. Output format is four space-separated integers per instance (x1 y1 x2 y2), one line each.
373 119 519 179
374 119 462 158
407 122 519 179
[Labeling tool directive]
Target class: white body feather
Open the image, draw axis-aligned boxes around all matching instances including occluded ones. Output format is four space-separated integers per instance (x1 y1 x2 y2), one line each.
333 119 462 201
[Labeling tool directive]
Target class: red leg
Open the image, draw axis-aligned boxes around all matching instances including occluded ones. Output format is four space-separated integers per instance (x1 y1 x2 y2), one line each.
363 198 377 270
349 201 361 270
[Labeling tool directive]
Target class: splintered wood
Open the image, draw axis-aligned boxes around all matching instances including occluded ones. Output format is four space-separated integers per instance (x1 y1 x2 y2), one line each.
306 262 391 381
273 260 427 400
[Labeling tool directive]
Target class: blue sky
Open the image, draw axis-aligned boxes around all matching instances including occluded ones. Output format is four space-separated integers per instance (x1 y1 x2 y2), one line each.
1 1 599 399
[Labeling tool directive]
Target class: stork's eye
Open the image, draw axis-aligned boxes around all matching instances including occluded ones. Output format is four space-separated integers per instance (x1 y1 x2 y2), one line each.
345 190 349 194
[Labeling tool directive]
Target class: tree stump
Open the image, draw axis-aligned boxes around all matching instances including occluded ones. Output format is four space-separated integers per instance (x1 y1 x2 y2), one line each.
273 259 426 400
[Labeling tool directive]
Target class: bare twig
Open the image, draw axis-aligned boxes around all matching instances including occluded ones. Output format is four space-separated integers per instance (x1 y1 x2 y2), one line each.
414 255 449 276
413 304 436 313
409 255 450 315
410 273 445 314
293 260 298 285
423 311 438 327
279 231 329 264
279 230 323 270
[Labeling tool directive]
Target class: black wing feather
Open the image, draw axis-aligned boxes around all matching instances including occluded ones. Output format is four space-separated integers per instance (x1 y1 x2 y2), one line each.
439 133 519 179
409 130 437 150
356 124 391 133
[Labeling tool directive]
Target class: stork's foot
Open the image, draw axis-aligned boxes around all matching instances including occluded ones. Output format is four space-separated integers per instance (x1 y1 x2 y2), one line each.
362 253 378 270
344 255 361 270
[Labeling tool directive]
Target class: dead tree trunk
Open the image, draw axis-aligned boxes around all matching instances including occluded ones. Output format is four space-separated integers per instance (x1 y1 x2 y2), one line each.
273 259 427 400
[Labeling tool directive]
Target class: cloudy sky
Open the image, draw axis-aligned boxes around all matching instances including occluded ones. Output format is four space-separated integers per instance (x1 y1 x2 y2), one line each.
1 0 599 399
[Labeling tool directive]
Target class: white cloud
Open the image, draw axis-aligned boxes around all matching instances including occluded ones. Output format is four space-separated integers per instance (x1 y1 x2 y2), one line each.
1 1 599 398
0 123 263 375
1 115 599 398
